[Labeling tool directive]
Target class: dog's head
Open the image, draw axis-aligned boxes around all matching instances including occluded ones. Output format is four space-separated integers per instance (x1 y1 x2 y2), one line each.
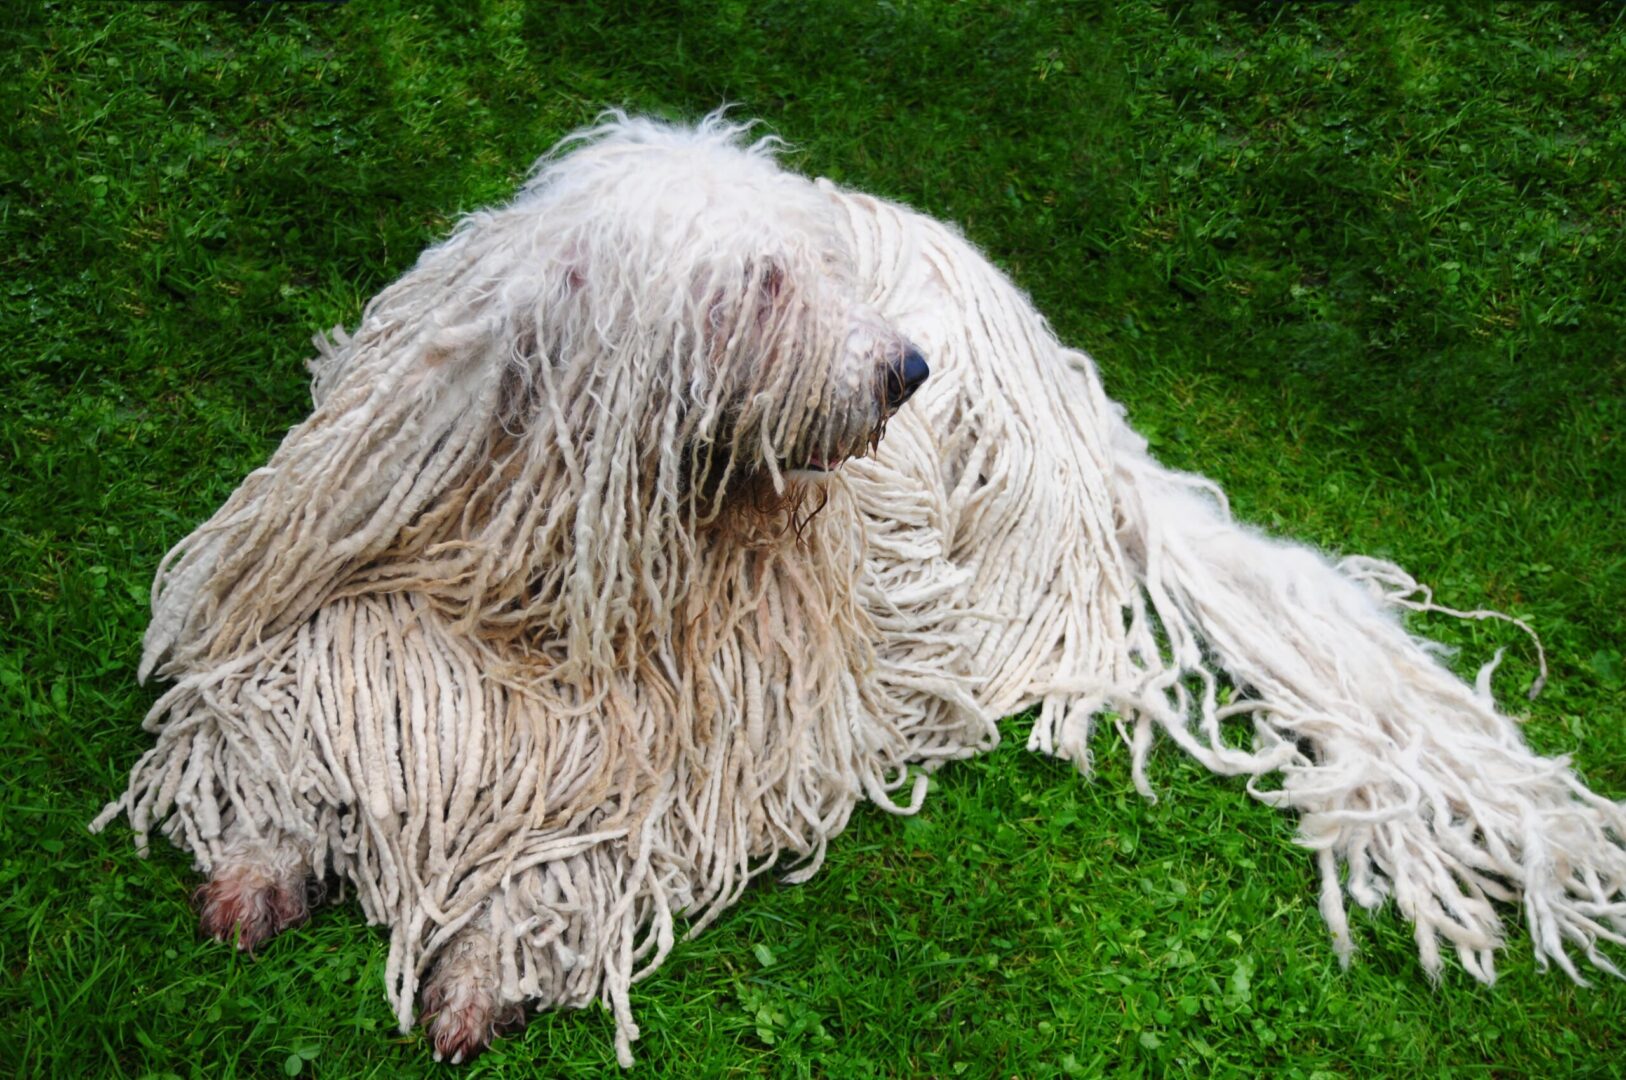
287 113 934 671
488 112 928 520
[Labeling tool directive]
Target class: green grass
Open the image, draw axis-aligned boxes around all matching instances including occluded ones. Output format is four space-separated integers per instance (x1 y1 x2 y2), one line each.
4 1 1624 1076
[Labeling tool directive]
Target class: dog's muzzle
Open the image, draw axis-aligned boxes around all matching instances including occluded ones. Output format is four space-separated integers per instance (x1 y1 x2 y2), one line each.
881 347 929 416
786 347 931 478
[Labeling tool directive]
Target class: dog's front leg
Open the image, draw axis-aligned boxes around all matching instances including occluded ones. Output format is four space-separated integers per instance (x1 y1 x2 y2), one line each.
420 903 525 1064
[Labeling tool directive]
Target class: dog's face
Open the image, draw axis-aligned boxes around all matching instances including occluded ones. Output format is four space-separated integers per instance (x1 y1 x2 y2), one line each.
688 256 929 502
507 120 930 517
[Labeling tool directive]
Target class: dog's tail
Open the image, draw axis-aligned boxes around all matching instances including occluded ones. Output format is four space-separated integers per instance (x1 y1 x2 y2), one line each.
1094 401 1625 985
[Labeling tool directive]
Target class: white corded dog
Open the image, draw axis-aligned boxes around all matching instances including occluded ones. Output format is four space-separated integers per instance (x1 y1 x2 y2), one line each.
95 113 1625 1065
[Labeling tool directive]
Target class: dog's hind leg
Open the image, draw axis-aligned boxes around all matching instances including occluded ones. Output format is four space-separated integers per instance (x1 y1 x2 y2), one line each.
196 833 314 954
421 906 525 1064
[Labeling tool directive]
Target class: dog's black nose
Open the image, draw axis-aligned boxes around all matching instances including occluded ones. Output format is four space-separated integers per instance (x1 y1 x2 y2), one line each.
883 348 930 411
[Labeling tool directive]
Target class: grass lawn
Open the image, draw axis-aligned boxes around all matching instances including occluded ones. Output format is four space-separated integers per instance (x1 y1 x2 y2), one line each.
4 1 1624 1076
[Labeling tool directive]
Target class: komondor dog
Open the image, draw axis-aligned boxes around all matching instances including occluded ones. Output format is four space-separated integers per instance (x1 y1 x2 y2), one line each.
94 112 1625 1065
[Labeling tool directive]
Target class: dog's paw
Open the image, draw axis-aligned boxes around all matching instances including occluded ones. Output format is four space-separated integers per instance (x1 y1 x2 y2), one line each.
196 862 309 954
422 955 524 1065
